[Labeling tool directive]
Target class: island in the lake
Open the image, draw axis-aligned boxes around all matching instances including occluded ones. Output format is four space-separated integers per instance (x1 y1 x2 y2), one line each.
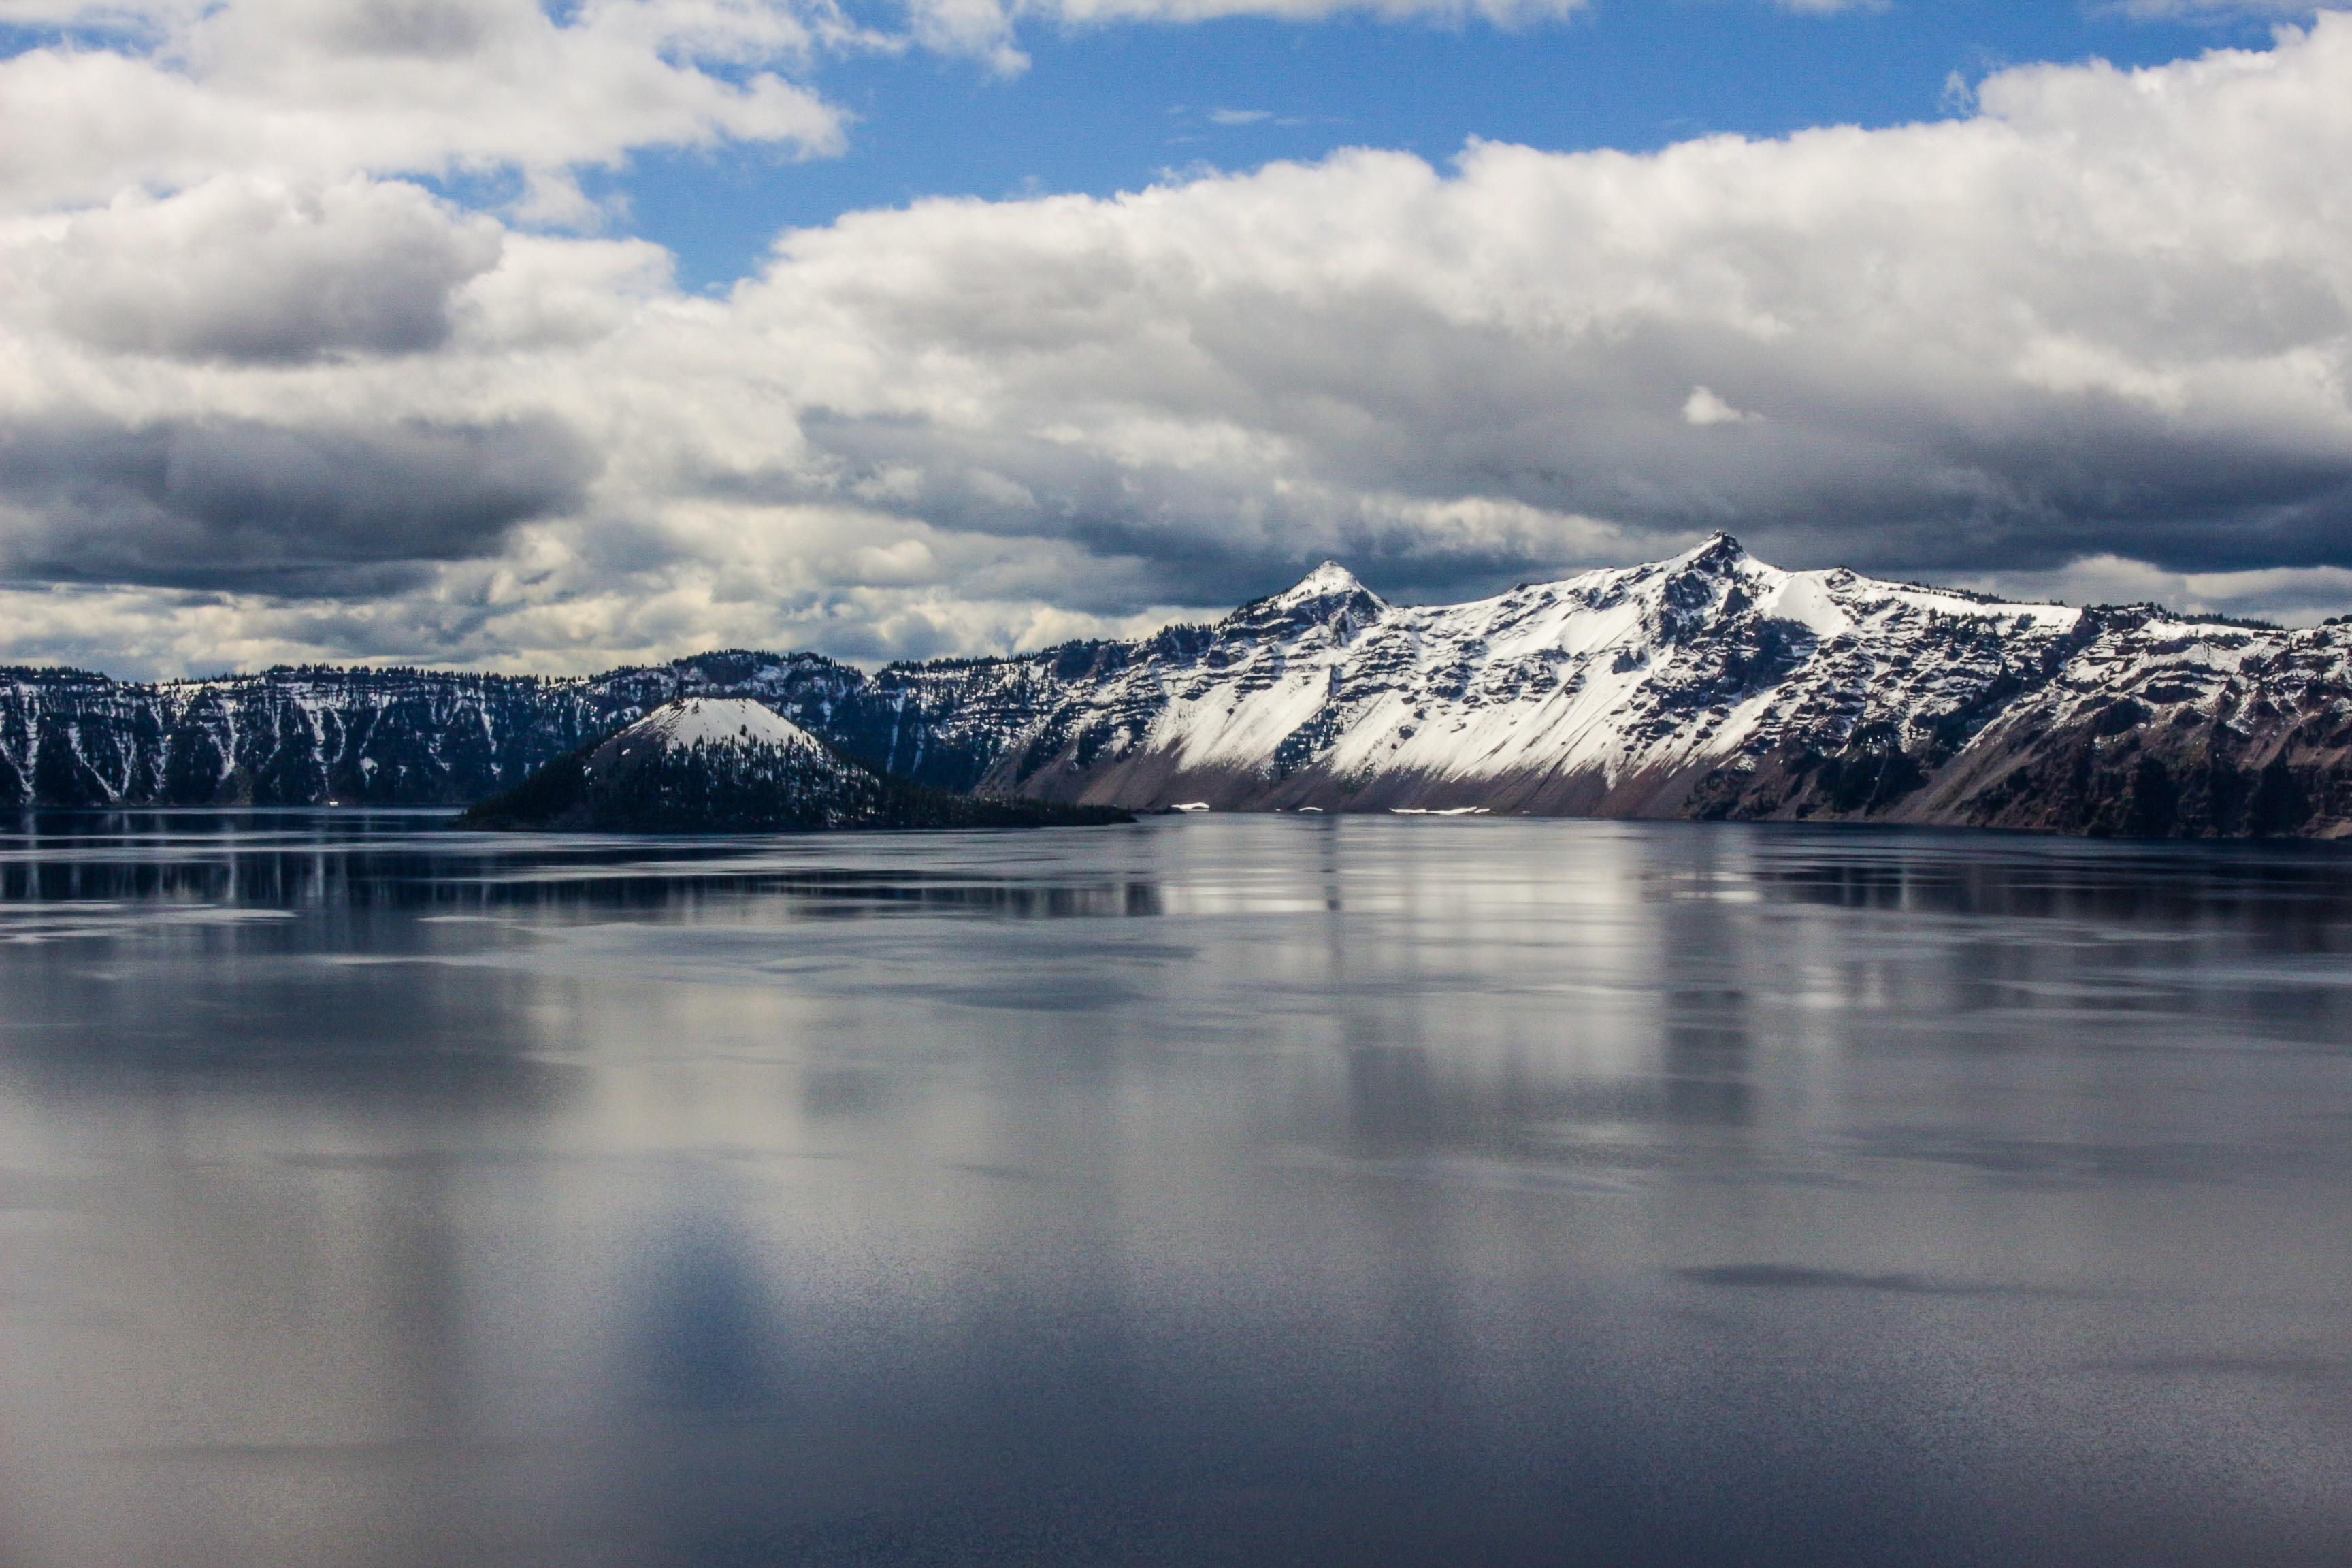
461 697 1134 833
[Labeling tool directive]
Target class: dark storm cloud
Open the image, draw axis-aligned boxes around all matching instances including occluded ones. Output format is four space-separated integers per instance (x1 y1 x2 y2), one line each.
763 404 1682 613
0 414 598 594
1414 349 2352 578
1747 430 2352 578
777 320 2352 612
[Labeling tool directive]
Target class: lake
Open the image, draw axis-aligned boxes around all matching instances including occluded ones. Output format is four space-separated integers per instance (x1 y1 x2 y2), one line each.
1 810 2349 1567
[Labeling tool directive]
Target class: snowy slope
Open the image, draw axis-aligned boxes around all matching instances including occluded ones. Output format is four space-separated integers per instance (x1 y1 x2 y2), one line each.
962 534 2107 819
612 696 828 755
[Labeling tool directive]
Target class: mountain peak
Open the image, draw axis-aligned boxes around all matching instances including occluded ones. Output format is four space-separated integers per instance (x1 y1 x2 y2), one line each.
1220 559 1388 636
1666 532 1749 574
1269 560 1383 608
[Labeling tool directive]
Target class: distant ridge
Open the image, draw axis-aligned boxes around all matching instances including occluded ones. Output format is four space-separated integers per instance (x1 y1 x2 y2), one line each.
7 536 2352 838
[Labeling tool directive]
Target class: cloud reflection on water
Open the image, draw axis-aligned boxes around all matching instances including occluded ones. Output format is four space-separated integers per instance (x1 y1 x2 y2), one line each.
1 812 2350 1566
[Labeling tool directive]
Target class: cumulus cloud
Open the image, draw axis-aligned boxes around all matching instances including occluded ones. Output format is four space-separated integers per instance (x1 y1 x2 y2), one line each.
33 178 504 361
2108 1 2329 17
631 26 2352 600
0 0 853 215
0 0 1615 211
9 10 2352 672
0 0 1610 176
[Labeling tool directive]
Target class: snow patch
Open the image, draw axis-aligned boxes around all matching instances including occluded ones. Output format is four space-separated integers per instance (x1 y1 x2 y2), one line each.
1267 561 1379 608
623 697 821 754
1754 573 1852 637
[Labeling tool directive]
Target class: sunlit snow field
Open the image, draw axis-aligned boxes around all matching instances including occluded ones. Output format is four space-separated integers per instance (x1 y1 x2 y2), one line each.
1 811 2349 1567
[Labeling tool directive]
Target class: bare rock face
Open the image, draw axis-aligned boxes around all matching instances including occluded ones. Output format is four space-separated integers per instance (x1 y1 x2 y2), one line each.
12 538 2352 838
1888 619 2352 838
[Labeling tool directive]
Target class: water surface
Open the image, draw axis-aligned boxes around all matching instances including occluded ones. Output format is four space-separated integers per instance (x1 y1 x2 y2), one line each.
2 811 2349 1567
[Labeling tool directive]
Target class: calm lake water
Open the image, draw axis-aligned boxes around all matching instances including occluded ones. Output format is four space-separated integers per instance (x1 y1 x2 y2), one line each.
2 810 2350 1567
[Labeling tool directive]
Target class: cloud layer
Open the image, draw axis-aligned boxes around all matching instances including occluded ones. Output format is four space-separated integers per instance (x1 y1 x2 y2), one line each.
0 414 595 592
4 5 2352 674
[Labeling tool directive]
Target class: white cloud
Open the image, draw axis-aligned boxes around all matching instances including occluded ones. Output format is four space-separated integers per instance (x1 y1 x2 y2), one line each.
0 0 853 216
29 176 504 361
1682 386 1761 425
0 0 1607 216
10 13 2352 673
2106 1 2331 18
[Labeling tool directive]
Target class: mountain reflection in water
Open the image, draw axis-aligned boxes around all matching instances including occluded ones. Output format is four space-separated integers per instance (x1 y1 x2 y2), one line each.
1 809 2350 1568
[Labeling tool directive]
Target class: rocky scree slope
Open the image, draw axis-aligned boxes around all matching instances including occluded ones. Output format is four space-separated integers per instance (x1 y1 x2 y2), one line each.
9 535 2352 836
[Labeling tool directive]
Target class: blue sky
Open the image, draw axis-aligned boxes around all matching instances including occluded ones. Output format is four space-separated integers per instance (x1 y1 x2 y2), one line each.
600 3 2287 290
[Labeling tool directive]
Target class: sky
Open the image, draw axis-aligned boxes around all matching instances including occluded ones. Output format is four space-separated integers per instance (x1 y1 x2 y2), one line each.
2 0 2350 677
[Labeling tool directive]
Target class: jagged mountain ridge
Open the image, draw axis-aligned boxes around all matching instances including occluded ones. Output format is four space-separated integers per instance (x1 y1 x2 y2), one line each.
8 534 2352 836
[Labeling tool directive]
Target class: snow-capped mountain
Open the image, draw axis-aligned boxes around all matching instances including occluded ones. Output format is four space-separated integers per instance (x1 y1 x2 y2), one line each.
949 534 2085 815
836 534 2352 836
10 535 2352 836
